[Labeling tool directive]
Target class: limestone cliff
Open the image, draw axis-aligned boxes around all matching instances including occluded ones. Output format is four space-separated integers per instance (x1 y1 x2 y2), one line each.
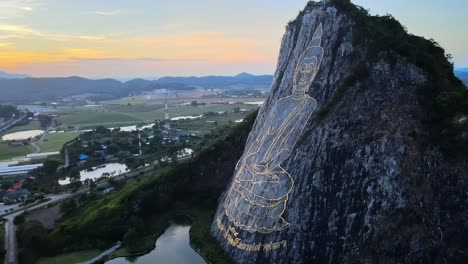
211 1 468 263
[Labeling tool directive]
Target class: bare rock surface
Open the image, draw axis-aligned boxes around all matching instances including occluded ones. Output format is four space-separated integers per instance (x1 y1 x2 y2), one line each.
211 1 468 263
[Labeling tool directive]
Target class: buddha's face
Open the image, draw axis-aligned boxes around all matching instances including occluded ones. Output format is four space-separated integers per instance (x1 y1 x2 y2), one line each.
293 46 323 94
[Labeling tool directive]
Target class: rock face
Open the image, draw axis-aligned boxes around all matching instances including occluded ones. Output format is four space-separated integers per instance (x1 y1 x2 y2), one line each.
211 1 468 263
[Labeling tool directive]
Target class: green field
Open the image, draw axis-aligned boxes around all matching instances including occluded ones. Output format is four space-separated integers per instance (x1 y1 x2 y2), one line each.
173 112 251 134
0 141 34 161
55 109 140 125
37 131 80 152
0 120 42 135
37 250 101 264
0 99 260 160
53 103 259 127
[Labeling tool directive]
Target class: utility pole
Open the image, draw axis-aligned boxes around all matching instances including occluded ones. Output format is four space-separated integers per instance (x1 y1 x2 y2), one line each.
138 133 142 156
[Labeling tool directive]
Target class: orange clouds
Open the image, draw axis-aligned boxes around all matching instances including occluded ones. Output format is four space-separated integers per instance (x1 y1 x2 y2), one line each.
1 30 273 64
128 31 268 63
0 48 105 67
0 28 276 76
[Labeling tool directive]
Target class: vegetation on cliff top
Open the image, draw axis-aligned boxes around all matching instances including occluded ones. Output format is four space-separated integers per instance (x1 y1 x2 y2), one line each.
308 0 468 156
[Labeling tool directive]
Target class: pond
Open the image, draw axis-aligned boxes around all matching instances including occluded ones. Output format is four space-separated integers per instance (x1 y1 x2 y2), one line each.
1 130 45 141
106 224 206 264
171 115 203 121
58 163 129 185
112 123 155 132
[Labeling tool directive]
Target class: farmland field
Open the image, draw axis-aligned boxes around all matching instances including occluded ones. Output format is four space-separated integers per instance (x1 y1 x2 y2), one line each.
53 102 261 127
37 131 80 153
0 120 42 135
0 141 35 161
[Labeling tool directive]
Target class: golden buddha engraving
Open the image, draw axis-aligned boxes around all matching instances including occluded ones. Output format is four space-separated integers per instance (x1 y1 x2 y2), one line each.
223 23 324 235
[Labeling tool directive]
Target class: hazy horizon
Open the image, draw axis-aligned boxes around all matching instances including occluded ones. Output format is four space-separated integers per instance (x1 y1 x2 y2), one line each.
1 0 467 78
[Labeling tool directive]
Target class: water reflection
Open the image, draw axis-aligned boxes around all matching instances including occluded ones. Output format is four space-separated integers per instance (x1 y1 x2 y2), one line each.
59 163 128 185
106 224 205 264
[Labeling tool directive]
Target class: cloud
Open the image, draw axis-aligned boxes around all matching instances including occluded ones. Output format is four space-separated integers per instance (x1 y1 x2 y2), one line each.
65 57 201 64
0 0 46 19
0 24 41 36
0 24 108 42
89 10 125 16
0 48 105 67
0 42 13 47
78 35 106 41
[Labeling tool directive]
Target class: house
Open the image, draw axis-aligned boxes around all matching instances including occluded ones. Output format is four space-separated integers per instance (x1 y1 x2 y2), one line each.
2 189 31 203
6 182 23 192
8 141 28 147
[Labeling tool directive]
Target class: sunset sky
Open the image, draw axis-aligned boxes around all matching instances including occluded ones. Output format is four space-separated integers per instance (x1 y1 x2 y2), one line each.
0 0 467 78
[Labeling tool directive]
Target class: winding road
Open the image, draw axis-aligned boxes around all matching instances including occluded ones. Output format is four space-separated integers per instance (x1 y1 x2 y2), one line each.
30 124 54 154
3 192 85 264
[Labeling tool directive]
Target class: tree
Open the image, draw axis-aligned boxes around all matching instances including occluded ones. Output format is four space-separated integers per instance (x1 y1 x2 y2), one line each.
60 199 77 216
0 105 19 119
41 160 60 174
16 221 49 263
37 115 52 128
89 180 97 192
123 227 140 252
13 214 25 225
69 168 81 183
107 144 120 155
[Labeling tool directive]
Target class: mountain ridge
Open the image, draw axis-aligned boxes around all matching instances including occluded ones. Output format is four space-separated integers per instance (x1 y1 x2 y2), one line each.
0 71 30 79
0 73 273 102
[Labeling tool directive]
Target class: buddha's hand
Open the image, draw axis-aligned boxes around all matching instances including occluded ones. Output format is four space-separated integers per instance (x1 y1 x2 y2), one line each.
251 163 268 174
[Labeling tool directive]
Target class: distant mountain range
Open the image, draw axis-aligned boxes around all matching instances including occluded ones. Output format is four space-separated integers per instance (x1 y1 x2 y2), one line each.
455 69 468 85
0 71 31 79
0 72 274 102
157 72 273 87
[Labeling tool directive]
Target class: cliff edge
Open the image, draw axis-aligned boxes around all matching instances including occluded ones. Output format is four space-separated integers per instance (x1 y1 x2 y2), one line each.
211 1 468 263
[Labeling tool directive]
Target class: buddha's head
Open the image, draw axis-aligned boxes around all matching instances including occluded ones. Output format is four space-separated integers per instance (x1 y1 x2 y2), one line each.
293 23 324 96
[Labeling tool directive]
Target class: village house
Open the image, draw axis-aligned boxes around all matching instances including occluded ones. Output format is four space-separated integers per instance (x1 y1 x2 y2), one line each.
2 189 31 203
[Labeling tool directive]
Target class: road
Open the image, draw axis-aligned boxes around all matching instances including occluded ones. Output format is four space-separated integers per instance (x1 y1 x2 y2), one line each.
2 155 185 263
78 243 121 264
0 115 27 134
64 148 70 167
1 162 156 264
3 192 85 264
30 124 54 154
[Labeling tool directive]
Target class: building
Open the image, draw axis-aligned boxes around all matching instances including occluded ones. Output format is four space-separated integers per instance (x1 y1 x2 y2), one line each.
8 140 28 147
0 164 43 177
7 182 23 192
2 189 31 203
163 100 171 130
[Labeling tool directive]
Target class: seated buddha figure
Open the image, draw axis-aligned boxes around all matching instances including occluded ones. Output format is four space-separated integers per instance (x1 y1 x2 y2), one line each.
224 24 325 234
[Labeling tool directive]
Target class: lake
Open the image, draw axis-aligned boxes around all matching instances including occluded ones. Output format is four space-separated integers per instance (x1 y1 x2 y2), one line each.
1 130 45 141
112 123 155 132
106 224 206 264
58 163 128 185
